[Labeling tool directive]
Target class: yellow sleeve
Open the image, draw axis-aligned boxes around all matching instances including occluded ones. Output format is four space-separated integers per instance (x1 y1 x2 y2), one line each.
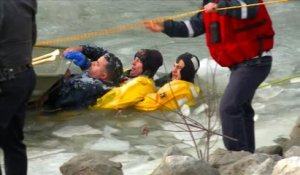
90 76 155 110
135 80 200 111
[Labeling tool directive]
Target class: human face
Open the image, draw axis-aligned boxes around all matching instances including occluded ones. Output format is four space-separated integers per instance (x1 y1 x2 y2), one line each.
88 56 108 80
171 59 185 80
130 57 143 77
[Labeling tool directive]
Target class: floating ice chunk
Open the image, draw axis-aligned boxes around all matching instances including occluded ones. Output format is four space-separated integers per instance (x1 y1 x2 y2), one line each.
173 142 194 150
103 125 120 137
89 137 130 151
123 158 161 175
193 103 209 115
28 148 66 159
290 77 300 83
180 104 190 117
122 119 148 128
161 123 203 146
147 129 173 137
197 58 228 77
28 152 76 175
109 152 150 168
256 86 284 100
52 125 102 138
134 145 159 153
134 145 165 159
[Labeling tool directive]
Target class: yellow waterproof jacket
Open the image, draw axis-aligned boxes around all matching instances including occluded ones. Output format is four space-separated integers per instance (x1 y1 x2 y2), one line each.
90 76 155 110
135 80 200 111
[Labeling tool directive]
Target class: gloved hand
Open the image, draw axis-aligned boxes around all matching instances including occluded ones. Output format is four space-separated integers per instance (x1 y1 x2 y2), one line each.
64 51 91 70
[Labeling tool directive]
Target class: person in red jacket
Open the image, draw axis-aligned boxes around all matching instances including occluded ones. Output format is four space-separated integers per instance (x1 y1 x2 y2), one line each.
144 0 274 153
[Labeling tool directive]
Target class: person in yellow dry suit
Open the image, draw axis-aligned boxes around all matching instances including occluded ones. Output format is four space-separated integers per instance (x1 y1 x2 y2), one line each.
121 49 164 82
135 52 200 111
90 49 163 110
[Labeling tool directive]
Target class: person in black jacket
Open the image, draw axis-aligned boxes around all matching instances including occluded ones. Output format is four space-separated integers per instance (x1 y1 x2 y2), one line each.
44 45 123 110
0 0 37 174
144 0 274 153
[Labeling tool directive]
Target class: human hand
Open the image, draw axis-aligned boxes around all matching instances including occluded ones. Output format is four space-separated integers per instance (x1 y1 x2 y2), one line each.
63 46 83 55
204 2 217 13
63 69 72 78
64 51 90 70
144 20 164 32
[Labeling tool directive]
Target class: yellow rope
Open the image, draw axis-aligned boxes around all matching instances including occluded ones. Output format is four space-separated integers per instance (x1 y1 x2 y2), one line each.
259 73 300 88
35 0 289 46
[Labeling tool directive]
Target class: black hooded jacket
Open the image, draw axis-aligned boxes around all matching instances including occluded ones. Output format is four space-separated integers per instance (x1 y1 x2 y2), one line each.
44 46 114 110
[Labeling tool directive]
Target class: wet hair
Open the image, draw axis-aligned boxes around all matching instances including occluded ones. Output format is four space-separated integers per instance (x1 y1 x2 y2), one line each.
134 49 163 78
176 52 200 83
103 53 123 84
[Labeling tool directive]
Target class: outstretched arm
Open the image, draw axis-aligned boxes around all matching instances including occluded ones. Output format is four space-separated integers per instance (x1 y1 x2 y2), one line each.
81 45 108 61
164 12 205 37
63 45 108 62
144 12 205 38
144 0 260 37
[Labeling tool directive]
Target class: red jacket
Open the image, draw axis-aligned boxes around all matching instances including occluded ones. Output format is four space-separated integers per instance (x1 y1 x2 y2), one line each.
203 1 274 67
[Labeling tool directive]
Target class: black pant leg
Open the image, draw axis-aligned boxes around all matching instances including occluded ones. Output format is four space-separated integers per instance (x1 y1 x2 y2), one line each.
0 68 36 175
220 57 272 153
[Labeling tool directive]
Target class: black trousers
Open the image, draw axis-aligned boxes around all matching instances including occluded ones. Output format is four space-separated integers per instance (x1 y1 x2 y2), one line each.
0 68 36 175
220 56 272 153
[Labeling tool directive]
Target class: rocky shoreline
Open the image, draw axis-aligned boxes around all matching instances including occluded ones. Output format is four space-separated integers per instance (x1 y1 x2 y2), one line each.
59 116 300 175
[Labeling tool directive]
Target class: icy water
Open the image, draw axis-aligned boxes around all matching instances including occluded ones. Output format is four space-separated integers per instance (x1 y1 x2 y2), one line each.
4 0 300 175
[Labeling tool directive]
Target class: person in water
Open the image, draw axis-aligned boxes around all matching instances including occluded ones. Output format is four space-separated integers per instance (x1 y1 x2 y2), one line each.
135 52 201 111
90 48 164 110
122 48 163 81
44 45 123 110
155 52 200 86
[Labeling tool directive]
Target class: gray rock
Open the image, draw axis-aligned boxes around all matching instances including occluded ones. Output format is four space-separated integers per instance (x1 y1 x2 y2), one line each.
280 139 300 152
272 156 300 175
163 145 192 157
284 146 300 158
151 146 219 175
60 153 123 175
219 153 281 175
273 137 289 146
209 148 251 168
290 117 300 139
151 155 219 175
256 145 283 156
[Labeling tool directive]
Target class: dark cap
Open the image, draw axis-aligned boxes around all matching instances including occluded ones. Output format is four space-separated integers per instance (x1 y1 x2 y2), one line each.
134 49 163 78
103 53 123 84
176 52 200 83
